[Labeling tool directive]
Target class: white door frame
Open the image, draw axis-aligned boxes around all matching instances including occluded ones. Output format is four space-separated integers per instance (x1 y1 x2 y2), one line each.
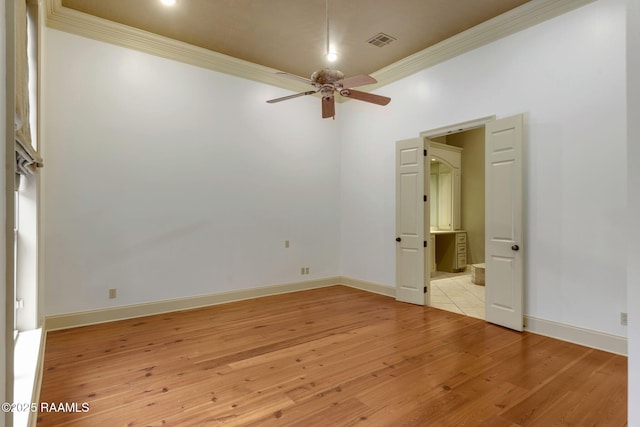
419 115 495 305
420 116 496 140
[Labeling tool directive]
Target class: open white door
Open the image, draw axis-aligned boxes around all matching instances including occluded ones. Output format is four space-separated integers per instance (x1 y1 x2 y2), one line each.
485 114 524 331
396 138 425 305
424 146 431 306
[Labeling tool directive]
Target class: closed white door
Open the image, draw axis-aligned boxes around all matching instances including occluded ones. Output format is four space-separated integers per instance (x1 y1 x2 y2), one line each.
396 138 426 305
485 114 524 331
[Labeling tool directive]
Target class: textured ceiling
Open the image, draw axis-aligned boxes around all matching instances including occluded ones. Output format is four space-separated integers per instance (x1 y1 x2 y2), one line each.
60 0 531 79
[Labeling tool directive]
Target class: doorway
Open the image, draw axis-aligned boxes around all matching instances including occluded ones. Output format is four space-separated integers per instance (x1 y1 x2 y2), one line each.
396 114 525 331
427 128 486 319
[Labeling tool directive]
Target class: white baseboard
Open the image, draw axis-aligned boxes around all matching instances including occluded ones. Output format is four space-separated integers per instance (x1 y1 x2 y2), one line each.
45 277 342 331
524 316 627 356
339 276 396 298
44 276 398 331
43 277 627 356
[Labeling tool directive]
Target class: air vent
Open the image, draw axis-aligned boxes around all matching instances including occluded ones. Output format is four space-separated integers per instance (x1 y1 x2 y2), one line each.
366 32 396 47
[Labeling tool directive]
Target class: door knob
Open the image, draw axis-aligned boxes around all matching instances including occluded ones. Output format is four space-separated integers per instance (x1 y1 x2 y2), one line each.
511 244 520 251
396 237 402 242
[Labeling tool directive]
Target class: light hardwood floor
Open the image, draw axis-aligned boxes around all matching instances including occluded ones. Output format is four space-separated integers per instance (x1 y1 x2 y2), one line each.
37 286 627 426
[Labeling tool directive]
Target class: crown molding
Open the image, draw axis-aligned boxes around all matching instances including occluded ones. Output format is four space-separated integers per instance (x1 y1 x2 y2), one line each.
368 0 596 90
44 0 311 93
46 0 595 94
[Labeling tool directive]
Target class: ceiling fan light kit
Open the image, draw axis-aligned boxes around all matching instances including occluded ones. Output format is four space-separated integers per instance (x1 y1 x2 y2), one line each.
265 0 391 119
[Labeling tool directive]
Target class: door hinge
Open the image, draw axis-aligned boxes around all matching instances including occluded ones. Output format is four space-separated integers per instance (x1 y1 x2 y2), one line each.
424 286 427 293
424 149 427 156
424 195 427 202
424 241 427 247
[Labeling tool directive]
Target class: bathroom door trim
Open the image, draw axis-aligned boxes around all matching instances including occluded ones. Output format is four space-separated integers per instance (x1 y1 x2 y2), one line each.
419 116 496 140
418 115 495 310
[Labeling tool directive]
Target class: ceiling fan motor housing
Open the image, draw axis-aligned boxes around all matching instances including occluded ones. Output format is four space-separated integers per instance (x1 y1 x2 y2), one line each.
311 68 345 86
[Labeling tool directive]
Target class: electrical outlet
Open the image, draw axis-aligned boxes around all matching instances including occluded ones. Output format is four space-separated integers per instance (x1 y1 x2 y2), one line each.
285 240 290 248
109 288 117 299
620 312 628 326
304 267 310 275
301 267 305 275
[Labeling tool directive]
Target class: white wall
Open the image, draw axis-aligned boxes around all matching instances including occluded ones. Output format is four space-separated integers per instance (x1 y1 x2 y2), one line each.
340 0 628 337
42 29 341 315
626 0 639 422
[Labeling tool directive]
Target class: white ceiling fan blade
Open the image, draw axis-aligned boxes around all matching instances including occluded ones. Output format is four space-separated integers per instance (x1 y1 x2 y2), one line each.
337 74 377 89
266 90 316 103
322 96 335 118
340 89 390 106
276 71 312 85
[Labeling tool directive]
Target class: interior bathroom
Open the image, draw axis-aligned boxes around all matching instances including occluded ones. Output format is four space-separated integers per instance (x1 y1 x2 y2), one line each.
428 128 486 319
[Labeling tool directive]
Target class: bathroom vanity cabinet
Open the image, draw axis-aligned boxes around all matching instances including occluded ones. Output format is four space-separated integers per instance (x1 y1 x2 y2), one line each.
431 231 467 273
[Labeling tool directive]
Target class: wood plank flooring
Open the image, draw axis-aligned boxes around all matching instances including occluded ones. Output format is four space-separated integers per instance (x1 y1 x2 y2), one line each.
37 286 627 426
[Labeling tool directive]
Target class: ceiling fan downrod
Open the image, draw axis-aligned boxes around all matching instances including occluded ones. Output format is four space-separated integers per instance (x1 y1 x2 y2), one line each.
264 0 391 119
325 0 335 65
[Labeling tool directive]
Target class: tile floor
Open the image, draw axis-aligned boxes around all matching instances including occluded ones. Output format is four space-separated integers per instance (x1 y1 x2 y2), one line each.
429 269 485 319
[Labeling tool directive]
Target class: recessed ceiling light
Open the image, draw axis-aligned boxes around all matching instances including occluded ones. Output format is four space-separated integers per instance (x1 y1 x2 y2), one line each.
326 51 338 62
160 0 176 6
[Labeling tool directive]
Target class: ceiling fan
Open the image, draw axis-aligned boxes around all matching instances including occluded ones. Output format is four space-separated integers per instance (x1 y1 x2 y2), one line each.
267 70 390 119
266 0 391 119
